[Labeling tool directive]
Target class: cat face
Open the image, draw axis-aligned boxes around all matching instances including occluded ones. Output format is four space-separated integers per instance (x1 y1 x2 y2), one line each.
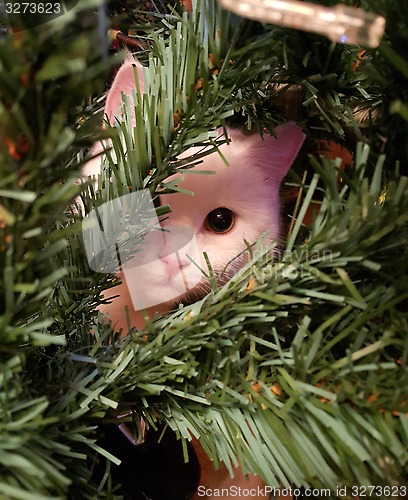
86 56 305 311
120 125 304 310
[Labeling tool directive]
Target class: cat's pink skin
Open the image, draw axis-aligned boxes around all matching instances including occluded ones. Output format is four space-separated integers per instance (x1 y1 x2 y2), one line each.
85 56 305 498
82 56 144 178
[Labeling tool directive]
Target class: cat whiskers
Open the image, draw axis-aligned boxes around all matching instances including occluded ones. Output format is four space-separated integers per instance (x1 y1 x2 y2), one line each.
168 240 272 308
177 255 245 307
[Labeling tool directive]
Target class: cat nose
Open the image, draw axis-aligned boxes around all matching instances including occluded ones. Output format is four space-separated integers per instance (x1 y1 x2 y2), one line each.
157 228 193 265
160 250 191 266
160 251 191 277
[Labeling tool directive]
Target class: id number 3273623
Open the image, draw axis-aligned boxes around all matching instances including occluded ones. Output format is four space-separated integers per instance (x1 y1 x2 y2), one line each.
4 2 62 14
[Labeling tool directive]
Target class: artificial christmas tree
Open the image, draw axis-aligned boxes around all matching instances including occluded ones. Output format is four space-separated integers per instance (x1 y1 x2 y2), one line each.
0 0 407 498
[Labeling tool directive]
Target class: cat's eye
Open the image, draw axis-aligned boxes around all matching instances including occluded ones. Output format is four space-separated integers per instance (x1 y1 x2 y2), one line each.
205 207 235 234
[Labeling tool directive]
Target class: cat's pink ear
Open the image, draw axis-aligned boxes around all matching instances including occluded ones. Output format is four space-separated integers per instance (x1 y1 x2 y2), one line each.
105 56 144 125
250 122 305 184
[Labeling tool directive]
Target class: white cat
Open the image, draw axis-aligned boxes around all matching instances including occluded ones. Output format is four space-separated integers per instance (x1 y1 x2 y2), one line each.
84 55 304 499
84 56 305 329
